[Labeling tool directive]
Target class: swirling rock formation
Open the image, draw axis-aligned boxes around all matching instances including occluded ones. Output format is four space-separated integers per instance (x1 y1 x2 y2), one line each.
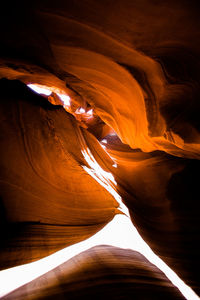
0 0 200 298
0 79 119 268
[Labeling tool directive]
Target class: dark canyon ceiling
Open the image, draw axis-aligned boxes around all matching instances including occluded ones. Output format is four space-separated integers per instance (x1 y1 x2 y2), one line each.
0 0 200 299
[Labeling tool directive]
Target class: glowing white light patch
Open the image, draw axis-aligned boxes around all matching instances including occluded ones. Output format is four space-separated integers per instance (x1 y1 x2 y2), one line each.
100 143 106 150
81 148 129 217
112 163 117 168
57 93 71 106
86 109 93 116
101 139 107 144
79 108 85 113
27 84 52 96
27 84 71 107
109 132 117 136
75 107 86 114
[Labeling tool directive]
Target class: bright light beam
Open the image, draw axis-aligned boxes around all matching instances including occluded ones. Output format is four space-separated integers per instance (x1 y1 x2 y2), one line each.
101 139 107 144
75 107 86 114
81 147 199 300
0 216 132 298
27 84 71 107
86 109 93 116
0 215 154 298
0 214 199 300
0 146 199 300
57 93 71 106
27 84 52 96
81 148 129 217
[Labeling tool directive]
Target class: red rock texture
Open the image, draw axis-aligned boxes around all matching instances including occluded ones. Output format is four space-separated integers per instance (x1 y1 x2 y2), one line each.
0 0 200 298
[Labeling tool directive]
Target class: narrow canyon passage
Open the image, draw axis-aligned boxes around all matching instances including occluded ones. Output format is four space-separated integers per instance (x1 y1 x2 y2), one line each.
0 1 200 299
0 82 199 300
0 129 198 299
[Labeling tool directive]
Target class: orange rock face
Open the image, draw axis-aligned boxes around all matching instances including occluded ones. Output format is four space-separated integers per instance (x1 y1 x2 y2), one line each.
0 79 119 268
0 0 200 298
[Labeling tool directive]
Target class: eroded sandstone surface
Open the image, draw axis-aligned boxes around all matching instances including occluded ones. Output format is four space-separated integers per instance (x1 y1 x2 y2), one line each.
0 0 200 298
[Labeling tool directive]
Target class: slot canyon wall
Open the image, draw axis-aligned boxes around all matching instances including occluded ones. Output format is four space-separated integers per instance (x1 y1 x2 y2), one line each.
0 0 200 299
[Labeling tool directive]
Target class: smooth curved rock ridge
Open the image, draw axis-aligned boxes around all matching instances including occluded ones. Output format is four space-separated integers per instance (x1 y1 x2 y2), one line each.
0 1 200 158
